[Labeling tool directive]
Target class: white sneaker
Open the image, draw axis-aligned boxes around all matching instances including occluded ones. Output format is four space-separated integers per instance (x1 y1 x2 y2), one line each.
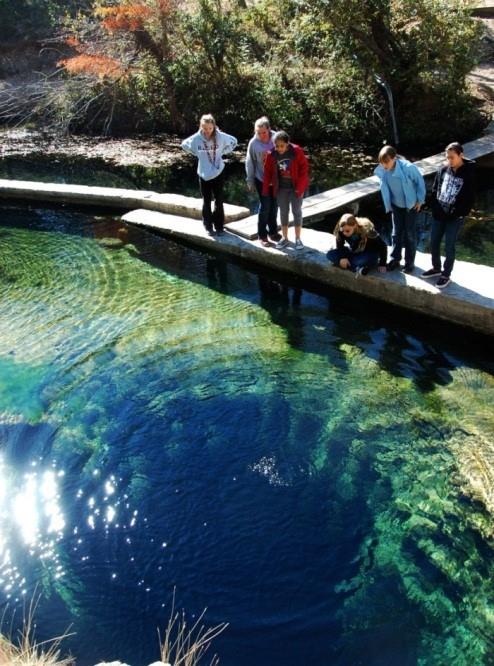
276 238 289 249
295 238 304 250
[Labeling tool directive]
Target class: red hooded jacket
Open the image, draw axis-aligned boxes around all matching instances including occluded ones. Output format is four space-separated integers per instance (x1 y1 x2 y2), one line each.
262 143 309 198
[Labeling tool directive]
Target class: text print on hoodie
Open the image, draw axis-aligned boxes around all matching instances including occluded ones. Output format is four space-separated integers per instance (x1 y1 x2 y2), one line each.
432 158 475 221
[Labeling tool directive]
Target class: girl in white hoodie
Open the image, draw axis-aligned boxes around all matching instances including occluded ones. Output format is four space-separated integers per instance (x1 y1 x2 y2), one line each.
181 114 237 236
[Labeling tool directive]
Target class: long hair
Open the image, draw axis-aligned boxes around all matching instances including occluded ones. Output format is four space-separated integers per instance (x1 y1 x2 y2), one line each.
334 213 378 253
199 113 217 140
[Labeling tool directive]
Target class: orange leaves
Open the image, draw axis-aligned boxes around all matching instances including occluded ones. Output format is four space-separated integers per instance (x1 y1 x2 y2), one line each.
95 5 152 32
94 1 175 32
58 2 176 82
58 54 126 80
155 0 174 14
65 36 81 48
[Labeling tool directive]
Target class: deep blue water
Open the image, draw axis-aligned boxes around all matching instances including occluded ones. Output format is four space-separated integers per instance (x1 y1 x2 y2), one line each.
0 205 493 665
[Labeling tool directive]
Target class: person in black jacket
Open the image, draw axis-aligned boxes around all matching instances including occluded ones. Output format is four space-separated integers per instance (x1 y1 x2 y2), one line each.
326 213 388 275
422 142 475 288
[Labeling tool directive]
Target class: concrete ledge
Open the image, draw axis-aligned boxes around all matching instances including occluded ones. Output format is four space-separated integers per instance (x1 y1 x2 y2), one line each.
227 131 494 239
470 1 494 16
0 179 250 222
122 209 494 336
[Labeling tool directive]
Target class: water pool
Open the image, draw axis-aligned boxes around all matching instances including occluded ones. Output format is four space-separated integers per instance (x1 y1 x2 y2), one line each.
0 205 493 665
1 150 493 269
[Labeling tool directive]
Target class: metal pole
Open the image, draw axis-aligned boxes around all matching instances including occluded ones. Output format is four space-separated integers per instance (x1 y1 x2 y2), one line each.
375 75 399 146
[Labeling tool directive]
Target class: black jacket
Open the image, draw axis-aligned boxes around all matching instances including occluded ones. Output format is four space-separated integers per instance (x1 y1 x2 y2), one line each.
431 159 475 221
336 230 388 267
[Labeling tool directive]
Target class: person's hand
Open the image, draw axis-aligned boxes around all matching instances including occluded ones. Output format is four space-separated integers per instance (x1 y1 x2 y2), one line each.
378 265 386 273
247 182 255 193
414 202 422 211
339 258 350 269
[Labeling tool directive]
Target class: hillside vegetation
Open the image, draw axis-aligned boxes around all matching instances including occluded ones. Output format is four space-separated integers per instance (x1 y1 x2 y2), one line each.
0 0 488 145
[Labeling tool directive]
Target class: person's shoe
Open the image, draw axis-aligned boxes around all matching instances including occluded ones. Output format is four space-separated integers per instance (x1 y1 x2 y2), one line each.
355 265 370 277
269 232 282 242
216 229 224 236
436 275 451 289
402 265 415 274
259 238 271 247
386 259 401 271
276 238 289 249
295 238 304 251
206 228 215 237
421 268 441 279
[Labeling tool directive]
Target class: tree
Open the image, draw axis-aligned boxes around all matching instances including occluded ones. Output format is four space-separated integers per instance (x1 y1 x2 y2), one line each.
57 0 186 132
299 0 483 144
0 0 485 143
0 0 90 42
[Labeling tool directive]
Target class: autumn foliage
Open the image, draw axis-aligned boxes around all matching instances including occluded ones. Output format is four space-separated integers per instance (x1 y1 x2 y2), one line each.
34 0 486 141
58 2 176 80
58 54 126 79
58 4 157 80
95 4 152 33
64 35 81 48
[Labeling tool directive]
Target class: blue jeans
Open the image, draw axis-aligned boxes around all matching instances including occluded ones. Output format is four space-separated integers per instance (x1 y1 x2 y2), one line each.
255 178 278 239
430 216 464 278
390 205 418 267
327 248 379 271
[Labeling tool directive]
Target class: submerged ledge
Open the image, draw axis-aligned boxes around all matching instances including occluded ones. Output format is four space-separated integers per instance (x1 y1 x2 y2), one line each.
0 178 250 222
122 209 494 337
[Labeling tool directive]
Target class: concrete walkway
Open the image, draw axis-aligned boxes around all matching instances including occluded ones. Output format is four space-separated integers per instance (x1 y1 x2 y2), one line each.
471 1 494 17
122 209 494 336
226 129 494 239
1 128 492 235
0 179 250 222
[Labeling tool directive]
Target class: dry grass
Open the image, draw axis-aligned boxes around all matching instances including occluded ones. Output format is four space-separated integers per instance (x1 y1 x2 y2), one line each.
0 593 227 665
0 598 73 666
160 594 228 666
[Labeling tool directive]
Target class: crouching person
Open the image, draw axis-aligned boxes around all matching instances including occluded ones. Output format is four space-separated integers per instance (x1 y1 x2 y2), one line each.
327 213 387 275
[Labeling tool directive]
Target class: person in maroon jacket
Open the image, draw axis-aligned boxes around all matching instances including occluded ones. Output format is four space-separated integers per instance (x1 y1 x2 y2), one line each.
262 130 309 250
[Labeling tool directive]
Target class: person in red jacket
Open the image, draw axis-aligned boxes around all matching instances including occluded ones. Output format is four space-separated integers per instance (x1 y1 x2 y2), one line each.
262 130 309 250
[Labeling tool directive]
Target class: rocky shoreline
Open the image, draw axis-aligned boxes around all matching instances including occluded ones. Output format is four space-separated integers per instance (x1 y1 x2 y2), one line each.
0 128 192 169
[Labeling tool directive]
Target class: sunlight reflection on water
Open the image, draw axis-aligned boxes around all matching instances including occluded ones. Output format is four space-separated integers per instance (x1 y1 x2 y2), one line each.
0 456 65 597
0 205 493 666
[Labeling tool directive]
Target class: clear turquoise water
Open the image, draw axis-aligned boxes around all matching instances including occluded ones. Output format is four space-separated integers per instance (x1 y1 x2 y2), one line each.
1 152 493 268
0 205 494 665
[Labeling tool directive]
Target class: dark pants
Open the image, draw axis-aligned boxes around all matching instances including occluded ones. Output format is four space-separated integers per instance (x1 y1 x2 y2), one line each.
430 216 464 278
199 171 225 232
326 247 379 271
255 178 278 239
390 205 418 268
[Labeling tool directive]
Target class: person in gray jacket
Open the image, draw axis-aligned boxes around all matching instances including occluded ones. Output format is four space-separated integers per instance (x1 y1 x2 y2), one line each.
245 116 281 246
181 114 237 236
